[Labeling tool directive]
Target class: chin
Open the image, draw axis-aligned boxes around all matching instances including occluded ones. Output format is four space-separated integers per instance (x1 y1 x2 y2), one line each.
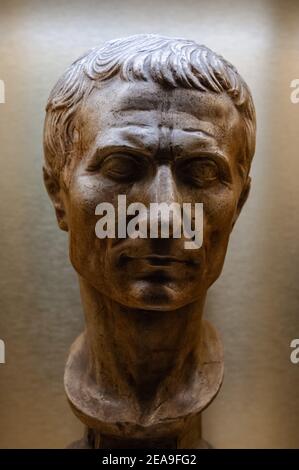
118 279 194 311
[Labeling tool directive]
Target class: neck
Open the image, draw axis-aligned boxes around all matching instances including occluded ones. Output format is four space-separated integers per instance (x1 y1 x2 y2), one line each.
79 277 206 407
64 277 223 440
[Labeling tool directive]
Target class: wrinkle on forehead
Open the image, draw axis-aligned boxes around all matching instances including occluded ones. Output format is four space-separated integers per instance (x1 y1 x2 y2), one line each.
77 79 243 159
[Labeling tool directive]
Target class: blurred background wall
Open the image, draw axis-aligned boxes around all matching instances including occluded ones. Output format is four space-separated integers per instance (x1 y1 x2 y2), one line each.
0 0 298 448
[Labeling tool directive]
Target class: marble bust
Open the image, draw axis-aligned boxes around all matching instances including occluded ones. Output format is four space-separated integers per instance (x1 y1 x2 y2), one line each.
43 34 256 448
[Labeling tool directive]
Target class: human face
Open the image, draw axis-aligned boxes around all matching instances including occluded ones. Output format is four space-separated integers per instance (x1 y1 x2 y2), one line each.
62 78 247 311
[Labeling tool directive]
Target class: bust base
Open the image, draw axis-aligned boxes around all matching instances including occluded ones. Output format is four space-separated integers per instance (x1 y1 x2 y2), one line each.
64 319 223 448
68 424 212 449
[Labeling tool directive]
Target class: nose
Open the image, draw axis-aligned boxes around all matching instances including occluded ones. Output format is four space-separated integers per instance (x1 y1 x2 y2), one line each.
148 164 180 205
143 164 182 240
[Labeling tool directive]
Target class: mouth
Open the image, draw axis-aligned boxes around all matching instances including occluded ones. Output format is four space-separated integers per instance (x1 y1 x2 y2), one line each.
139 255 195 266
119 253 199 268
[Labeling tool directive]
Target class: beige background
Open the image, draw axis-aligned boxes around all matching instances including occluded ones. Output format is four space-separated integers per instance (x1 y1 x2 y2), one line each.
0 0 298 448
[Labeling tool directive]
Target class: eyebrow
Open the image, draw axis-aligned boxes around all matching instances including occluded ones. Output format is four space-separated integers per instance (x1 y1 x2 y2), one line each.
91 144 154 163
181 127 215 138
92 145 230 167
90 127 228 164
176 149 229 162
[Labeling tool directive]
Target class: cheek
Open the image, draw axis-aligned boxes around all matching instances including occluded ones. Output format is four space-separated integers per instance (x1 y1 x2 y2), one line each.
204 190 236 234
66 176 111 284
202 189 237 284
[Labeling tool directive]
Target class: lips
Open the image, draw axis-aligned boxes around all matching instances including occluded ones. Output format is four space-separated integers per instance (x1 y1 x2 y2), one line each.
118 253 199 268
135 255 197 266
110 238 201 270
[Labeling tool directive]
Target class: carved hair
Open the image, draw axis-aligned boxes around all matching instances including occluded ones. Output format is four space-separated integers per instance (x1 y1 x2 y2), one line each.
44 34 256 183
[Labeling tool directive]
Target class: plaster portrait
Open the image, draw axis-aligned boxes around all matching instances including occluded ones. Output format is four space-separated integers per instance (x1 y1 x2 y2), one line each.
43 34 256 448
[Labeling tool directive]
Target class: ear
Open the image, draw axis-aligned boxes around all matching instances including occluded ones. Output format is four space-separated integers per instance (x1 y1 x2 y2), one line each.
231 176 251 230
43 166 68 231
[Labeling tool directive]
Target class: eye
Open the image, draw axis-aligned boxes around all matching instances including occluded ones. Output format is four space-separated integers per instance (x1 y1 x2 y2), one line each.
99 154 145 183
178 158 220 187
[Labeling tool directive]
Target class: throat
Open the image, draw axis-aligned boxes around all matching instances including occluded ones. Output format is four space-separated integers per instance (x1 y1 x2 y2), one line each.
65 277 223 438
79 278 205 406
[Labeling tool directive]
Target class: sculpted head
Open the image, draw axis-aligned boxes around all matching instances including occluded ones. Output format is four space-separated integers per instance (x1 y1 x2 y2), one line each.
43 34 256 312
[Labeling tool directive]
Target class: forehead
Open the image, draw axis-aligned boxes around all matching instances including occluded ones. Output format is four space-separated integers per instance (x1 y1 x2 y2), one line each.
76 78 244 156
